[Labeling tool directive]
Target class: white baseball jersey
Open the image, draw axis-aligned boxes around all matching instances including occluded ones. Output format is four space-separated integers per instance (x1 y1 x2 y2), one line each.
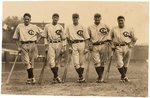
13 23 42 41
88 23 110 43
41 23 64 42
65 24 90 41
109 26 137 43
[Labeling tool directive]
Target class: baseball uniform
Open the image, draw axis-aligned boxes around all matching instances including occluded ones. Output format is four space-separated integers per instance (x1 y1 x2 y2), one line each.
109 25 137 81
88 23 110 82
65 23 90 82
109 26 137 67
41 23 65 67
13 23 42 84
41 22 65 83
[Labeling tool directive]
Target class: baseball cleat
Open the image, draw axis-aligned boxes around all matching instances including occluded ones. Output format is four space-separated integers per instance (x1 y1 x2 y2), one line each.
77 77 85 83
119 76 130 82
26 78 32 84
119 79 125 82
80 78 85 83
96 79 104 83
56 77 62 83
96 77 104 83
124 77 130 82
31 78 36 84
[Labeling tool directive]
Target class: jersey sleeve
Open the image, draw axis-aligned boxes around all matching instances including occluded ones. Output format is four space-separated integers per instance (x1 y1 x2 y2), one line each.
65 26 69 38
87 26 92 39
41 25 48 38
104 24 111 41
44 38 48 45
13 25 20 40
60 26 66 46
83 27 90 40
36 26 43 34
130 28 137 42
107 28 114 41
60 25 65 40
105 24 110 32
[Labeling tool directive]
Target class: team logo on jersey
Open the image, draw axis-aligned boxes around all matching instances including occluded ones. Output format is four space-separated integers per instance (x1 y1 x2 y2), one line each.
123 31 131 37
99 28 107 35
77 30 84 37
28 30 35 35
55 30 62 35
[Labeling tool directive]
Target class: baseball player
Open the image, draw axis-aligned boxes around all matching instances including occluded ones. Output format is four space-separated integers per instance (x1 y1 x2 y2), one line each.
13 13 42 84
40 13 66 83
108 16 137 82
87 13 110 83
65 13 90 83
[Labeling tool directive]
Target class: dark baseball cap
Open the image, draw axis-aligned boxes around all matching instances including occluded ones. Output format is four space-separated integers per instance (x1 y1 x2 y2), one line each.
94 13 101 18
52 13 59 17
72 13 79 18
23 13 31 18
117 16 125 20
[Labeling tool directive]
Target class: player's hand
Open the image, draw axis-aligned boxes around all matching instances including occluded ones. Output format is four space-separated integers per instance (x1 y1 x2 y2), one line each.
128 43 134 48
84 48 89 54
89 45 93 51
45 44 49 53
18 47 21 53
111 45 116 51
69 47 73 54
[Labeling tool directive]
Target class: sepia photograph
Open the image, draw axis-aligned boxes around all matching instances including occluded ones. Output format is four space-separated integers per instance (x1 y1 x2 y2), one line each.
1 0 149 97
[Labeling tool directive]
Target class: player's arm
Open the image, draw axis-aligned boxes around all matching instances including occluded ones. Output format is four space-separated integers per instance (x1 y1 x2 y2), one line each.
41 25 49 52
108 29 116 51
87 26 93 51
82 27 90 53
60 26 67 47
105 24 110 33
35 26 44 43
60 26 67 53
128 28 137 48
65 26 73 53
13 25 21 52
105 24 111 44
83 27 90 47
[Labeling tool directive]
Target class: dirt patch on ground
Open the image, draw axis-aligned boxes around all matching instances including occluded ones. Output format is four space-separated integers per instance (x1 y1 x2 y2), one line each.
1 62 148 96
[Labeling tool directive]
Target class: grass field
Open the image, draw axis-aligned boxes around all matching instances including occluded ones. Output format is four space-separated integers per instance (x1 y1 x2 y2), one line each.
1 61 148 97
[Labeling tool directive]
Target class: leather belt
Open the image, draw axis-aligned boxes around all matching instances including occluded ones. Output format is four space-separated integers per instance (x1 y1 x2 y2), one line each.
21 41 35 44
115 43 128 46
93 41 105 45
72 40 84 44
49 40 61 43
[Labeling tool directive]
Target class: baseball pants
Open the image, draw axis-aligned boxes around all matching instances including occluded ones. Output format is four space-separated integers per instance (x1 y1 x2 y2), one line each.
115 45 132 68
92 44 108 67
21 43 38 69
72 42 86 69
47 42 63 68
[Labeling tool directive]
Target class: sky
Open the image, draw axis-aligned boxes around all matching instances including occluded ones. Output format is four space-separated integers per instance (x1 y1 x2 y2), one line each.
3 1 149 45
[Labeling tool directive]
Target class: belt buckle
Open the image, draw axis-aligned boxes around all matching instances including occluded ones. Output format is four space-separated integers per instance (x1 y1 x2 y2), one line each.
118 43 121 47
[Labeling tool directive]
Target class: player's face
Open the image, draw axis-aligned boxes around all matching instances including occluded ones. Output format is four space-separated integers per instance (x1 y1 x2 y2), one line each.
23 16 31 26
118 18 125 28
94 17 101 25
72 17 79 25
52 16 59 24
